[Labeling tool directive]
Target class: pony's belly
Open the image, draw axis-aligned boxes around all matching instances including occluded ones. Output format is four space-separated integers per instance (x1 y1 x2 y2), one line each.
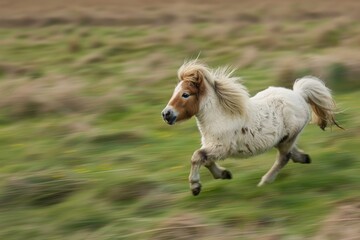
230 138 275 158
230 146 267 158
232 150 255 158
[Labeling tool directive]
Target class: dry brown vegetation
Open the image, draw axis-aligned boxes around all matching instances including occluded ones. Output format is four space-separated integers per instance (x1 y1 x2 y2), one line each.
1 0 360 28
0 62 35 76
0 74 130 119
151 213 225 240
275 48 360 89
315 203 360 240
0 171 85 207
0 76 88 118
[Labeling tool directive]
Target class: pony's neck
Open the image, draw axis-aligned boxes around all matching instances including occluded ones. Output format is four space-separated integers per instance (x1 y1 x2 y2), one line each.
194 68 252 139
195 90 251 138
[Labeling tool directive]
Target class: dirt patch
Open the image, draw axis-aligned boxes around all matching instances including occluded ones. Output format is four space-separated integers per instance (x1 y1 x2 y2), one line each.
150 213 216 240
314 202 360 240
104 180 158 202
90 131 145 144
0 172 85 207
0 62 35 76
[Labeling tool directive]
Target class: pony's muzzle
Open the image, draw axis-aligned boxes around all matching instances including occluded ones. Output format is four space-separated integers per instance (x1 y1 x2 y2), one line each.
161 107 177 125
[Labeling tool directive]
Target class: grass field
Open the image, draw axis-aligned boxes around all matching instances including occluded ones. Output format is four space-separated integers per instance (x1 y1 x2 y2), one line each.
0 1 359 239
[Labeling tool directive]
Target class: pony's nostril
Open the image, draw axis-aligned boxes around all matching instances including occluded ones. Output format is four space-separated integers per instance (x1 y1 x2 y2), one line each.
162 108 176 125
162 109 172 119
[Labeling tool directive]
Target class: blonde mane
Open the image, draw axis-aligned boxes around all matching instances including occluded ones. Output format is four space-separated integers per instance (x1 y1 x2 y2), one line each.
178 60 249 116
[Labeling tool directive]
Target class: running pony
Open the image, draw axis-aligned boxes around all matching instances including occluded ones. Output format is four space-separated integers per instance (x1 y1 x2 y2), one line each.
161 60 341 196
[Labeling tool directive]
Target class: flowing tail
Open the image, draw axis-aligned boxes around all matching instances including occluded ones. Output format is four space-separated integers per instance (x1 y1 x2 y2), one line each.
293 76 343 130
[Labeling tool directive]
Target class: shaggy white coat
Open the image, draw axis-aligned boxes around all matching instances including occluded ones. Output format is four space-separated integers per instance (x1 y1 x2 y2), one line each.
195 70 314 160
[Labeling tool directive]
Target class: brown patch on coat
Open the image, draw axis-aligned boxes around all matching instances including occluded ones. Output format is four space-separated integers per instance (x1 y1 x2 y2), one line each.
245 144 253 154
241 127 248 134
167 65 208 122
168 79 204 122
198 149 208 162
250 129 255 137
279 135 289 144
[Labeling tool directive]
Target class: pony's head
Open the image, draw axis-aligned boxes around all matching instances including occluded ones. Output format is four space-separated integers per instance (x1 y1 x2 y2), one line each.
161 60 209 125
162 60 249 125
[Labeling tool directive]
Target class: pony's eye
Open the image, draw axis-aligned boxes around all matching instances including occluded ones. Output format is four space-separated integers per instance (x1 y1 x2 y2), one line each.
182 93 190 99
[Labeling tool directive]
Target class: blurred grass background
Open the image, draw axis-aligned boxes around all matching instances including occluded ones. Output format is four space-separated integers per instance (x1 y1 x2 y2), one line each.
0 0 359 239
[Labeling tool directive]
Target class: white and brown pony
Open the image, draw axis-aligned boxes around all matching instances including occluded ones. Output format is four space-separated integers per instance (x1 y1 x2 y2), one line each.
161 60 342 196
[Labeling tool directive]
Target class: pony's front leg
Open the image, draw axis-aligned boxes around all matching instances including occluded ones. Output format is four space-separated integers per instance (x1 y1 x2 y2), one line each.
189 149 206 196
205 161 232 180
189 148 228 196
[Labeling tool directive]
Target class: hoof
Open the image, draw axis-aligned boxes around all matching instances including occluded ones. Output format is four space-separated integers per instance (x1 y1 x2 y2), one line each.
257 176 271 187
303 154 311 164
191 183 202 196
257 181 265 187
292 154 312 164
221 170 232 179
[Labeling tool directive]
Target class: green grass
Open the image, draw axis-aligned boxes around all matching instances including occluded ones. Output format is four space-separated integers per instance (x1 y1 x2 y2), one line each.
0 21 359 240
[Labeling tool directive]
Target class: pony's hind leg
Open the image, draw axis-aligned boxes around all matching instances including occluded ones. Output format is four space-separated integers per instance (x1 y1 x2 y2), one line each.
257 136 298 186
257 150 291 186
205 161 232 180
291 146 311 164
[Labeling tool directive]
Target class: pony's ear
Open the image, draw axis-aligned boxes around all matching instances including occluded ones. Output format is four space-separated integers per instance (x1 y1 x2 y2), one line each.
188 69 204 88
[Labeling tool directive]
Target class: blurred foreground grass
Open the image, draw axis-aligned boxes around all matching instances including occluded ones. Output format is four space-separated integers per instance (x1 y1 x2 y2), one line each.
0 2 359 239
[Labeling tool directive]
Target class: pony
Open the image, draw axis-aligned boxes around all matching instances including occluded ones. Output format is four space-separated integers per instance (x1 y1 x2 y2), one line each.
161 60 342 196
